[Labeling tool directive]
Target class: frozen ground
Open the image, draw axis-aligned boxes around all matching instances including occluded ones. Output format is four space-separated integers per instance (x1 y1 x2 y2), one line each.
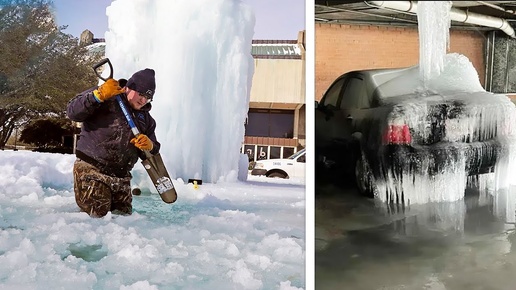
0 150 305 290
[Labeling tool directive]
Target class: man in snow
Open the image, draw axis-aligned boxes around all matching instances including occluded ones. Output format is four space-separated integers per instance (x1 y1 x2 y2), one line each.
66 69 161 217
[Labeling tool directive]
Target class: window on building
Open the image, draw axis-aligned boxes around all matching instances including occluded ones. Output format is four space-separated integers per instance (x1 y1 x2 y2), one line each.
269 146 281 159
257 145 268 160
241 145 298 162
283 147 295 158
245 109 294 138
244 145 255 162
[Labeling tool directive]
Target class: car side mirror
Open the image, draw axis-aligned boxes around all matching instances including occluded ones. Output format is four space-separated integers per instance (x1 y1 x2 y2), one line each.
316 101 327 113
316 100 334 120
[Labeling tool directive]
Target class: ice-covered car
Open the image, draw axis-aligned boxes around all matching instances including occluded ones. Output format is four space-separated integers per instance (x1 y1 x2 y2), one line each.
251 148 306 179
315 53 516 205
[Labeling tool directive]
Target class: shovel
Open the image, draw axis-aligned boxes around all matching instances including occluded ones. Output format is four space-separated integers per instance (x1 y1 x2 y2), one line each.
93 58 177 203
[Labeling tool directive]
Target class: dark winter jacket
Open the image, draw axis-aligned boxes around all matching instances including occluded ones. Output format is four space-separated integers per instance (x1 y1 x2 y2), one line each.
66 87 161 177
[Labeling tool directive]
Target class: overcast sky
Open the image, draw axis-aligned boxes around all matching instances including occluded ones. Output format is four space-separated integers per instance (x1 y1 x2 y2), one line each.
51 0 306 40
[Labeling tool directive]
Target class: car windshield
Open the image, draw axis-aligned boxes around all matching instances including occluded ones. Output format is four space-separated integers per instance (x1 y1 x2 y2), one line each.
288 149 305 160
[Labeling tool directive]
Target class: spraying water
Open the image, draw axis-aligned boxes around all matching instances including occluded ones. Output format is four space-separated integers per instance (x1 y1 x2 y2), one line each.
417 1 452 87
103 0 255 184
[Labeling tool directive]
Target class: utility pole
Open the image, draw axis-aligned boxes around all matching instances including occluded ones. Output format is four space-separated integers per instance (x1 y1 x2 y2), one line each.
14 127 18 151
13 127 18 151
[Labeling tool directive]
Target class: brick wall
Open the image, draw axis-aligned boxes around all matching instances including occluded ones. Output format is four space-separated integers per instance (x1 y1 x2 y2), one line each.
244 136 298 147
315 23 486 100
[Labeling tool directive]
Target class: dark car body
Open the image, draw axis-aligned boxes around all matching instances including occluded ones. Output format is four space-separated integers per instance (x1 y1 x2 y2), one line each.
315 63 516 205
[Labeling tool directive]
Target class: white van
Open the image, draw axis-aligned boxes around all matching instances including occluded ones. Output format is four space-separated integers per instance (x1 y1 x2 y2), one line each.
251 148 305 179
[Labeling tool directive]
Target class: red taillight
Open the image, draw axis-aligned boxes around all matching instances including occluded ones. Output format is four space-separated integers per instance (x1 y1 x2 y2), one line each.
383 124 412 144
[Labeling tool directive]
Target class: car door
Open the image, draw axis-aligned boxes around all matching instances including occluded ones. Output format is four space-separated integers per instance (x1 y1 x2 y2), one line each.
316 73 366 149
339 73 372 138
315 76 346 149
316 73 370 171
334 74 367 142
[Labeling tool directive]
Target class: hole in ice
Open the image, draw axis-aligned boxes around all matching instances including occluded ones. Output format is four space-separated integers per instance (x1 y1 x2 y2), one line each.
66 243 107 262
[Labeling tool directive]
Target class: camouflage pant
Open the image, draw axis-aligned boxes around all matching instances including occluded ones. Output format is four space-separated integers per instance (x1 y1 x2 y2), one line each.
73 159 132 217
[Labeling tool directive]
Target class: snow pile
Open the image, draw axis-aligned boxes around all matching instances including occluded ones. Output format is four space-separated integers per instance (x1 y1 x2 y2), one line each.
0 151 305 289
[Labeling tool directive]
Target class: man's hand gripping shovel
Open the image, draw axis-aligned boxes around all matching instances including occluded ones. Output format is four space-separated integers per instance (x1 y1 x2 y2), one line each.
93 58 177 204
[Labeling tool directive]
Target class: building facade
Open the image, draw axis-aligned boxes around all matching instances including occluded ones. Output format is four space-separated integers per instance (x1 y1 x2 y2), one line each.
243 31 306 162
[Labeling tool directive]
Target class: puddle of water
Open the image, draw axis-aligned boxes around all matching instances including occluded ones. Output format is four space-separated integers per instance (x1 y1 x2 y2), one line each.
315 183 516 290
66 244 107 262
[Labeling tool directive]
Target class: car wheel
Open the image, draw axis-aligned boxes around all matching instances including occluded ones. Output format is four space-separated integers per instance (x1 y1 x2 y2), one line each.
354 153 375 197
268 172 288 179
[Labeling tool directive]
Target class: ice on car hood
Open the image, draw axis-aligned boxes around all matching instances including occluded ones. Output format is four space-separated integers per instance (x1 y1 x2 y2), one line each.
374 53 485 99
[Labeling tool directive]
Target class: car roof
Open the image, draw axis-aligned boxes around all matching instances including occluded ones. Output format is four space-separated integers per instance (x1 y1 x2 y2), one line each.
343 54 487 101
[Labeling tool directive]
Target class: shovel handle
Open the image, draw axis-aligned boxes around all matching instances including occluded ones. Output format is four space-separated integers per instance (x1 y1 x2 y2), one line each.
115 95 139 136
93 58 113 81
115 95 153 158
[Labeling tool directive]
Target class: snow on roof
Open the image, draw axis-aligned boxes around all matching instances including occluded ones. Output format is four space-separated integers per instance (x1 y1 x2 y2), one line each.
251 40 301 57
85 42 105 54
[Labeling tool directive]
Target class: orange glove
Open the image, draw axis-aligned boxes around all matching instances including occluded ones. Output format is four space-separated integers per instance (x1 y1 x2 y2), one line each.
130 134 153 151
93 78 124 102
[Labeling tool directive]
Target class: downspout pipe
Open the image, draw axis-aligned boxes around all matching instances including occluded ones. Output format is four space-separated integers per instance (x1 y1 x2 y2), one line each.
366 1 516 38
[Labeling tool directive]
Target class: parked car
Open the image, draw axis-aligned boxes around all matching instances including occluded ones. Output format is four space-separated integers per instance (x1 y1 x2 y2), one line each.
315 54 516 204
251 148 306 179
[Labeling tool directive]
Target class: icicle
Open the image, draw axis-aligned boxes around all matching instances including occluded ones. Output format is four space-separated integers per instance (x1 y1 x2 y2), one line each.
417 1 452 87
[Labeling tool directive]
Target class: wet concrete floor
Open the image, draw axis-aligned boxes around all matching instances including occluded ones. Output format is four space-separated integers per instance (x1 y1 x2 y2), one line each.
315 181 516 290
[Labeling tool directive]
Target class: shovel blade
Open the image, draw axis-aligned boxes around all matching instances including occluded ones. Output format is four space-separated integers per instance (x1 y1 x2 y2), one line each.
141 153 177 203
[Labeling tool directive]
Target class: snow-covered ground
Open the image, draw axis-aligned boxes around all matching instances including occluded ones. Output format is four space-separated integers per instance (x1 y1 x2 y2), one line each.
0 150 305 290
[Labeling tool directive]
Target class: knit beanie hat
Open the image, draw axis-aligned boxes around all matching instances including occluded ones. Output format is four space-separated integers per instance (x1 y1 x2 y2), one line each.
126 68 156 98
